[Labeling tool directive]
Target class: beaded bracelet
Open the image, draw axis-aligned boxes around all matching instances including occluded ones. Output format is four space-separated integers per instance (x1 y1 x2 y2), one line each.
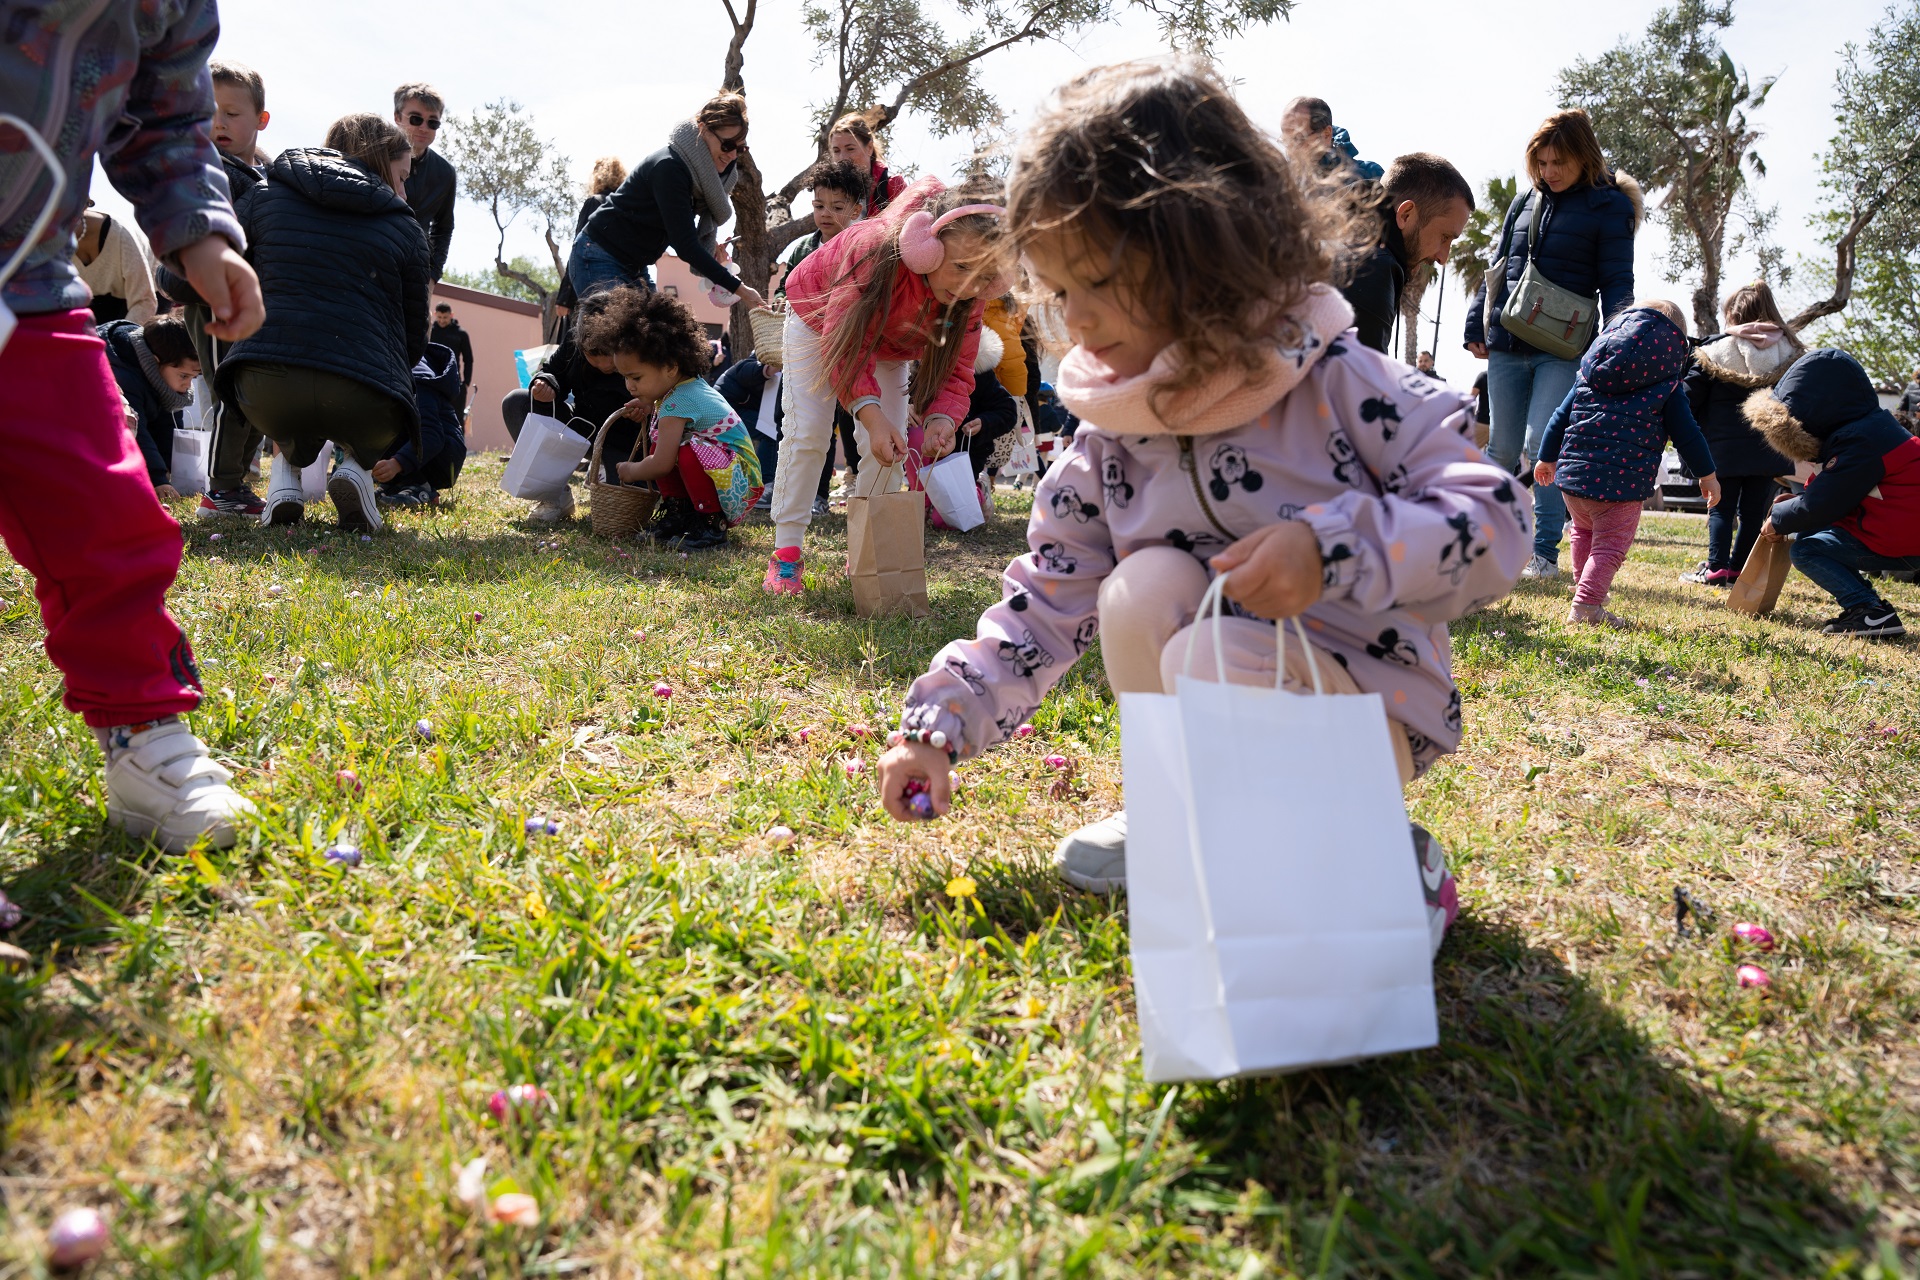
889 726 958 762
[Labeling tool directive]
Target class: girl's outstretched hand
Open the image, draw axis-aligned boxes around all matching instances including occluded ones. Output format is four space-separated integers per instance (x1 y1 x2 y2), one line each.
1212 521 1323 620
878 741 952 822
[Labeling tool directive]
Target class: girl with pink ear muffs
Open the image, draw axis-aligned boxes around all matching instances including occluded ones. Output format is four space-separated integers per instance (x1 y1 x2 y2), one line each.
763 176 1015 596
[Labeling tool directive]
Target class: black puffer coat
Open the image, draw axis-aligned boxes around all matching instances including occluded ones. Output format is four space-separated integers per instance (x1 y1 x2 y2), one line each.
100 319 179 486
1684 332 1800 477
216 148 430 434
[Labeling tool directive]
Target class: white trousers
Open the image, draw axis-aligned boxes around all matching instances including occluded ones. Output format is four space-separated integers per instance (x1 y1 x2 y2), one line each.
772 309 909 549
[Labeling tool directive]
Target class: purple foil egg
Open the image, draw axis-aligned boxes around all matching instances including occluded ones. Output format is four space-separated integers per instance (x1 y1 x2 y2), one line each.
909 792 935 819
324 844 362 868
47 1206 107 1267
415 718 434 740
0 896 20 931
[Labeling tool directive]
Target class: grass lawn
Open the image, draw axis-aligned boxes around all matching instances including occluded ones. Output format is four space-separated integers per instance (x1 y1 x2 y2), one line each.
1 457 1917 1277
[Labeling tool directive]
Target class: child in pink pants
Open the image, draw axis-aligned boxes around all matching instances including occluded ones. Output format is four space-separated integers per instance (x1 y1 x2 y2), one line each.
1536 301 1721 626
1 2 265 851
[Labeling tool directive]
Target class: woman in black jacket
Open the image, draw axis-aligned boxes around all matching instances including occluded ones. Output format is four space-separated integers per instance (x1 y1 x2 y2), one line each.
568 95 764 310
1680 280 1804 585
1463 109 1641 580
216 114 429 532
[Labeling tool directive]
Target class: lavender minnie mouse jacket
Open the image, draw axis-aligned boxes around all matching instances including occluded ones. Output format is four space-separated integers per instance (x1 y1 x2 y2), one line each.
898 286 1532 776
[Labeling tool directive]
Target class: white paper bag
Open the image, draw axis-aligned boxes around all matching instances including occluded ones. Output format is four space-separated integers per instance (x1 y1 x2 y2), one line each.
300 444 334 501
170 424 210 495
1002 399 1039 477
1121 575 1437 1083
500 411 590 502
920 448 985 531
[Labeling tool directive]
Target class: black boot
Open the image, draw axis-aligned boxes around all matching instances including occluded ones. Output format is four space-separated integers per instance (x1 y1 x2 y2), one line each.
673 510 728 551
645 497 694 543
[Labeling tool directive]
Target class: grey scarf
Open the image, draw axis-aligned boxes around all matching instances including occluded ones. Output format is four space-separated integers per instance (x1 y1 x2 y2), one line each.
130 330 193 412
667 118 739 261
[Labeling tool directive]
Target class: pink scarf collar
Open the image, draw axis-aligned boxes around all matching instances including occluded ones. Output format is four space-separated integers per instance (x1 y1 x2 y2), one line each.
1055 285 1356 436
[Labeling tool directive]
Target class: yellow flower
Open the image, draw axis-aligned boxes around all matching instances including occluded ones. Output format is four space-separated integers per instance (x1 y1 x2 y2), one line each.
944 875 977 900
524 890 548 920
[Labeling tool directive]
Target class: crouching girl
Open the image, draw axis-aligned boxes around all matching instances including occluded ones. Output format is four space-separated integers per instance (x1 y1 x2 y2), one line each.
875 60 1531 954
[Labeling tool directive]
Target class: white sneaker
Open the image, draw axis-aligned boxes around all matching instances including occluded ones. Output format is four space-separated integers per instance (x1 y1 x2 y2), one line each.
261 453 304 527
327 455 383 533
1520 554 1561 580
1053 812 1127 893
529 490 575 524
103 720 255 851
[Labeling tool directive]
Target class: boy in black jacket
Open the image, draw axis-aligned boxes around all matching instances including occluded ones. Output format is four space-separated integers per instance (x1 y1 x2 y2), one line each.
374 342 468 506
102 314 201 501
1750 349 1920 638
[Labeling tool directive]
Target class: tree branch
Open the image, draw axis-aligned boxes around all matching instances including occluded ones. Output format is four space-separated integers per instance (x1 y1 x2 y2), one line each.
1788 128 1920 331
720 0 756 92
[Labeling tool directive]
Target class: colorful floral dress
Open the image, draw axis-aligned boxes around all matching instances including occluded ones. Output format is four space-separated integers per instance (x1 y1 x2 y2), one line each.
654 376 764 524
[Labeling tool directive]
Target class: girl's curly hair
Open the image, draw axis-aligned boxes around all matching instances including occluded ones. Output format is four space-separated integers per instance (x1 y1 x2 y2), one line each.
575 285 711 381
1007 58 1370 411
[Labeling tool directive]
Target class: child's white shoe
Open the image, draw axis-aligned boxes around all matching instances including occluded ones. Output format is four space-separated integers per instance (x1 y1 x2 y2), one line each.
529 490 575 524
261 453 304 526
103 720 255 852
1053 812 1128 893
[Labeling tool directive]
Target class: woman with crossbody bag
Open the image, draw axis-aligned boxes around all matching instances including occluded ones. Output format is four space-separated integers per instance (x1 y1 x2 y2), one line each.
1462 109 1642 579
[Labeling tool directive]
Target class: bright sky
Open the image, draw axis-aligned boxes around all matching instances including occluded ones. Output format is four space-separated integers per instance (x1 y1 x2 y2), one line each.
96 0 1880 389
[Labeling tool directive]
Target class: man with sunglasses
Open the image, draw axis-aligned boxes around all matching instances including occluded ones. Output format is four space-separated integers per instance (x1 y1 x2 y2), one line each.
393 82 455 281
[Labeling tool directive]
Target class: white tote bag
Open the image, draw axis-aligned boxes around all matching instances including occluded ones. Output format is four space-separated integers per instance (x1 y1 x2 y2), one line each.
170 423 210 495
920 447 985 531
1121 575 1437 1083
500 411 590 502
300 444 335 501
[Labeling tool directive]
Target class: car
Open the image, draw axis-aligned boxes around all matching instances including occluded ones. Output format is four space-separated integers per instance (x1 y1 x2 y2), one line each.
1650 446 1707 511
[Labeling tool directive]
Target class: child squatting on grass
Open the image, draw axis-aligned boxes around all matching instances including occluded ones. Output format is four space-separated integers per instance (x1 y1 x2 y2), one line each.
1531 299 1722 628
763 175 1016 594
576 286 764 552
874 59 1533 955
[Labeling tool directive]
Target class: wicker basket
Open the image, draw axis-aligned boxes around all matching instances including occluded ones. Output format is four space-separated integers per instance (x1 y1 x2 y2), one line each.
586 408 658 538
748 306 784 365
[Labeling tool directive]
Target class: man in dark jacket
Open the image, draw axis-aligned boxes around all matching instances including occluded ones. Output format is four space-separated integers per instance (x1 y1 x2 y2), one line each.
1281 97 1383 181
432 303 474 395
1341 153 1473 355
1753 349 1920 637
395 82 455 280
374 342 467 505
103 315 200 498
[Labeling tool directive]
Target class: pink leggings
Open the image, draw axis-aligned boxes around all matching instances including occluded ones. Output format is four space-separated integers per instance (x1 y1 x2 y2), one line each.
1563 493 1642 607
0 311 201 726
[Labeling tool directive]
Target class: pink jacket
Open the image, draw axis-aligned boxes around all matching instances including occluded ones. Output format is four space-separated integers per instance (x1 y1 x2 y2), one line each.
784 177 982 426
900 290 1531 776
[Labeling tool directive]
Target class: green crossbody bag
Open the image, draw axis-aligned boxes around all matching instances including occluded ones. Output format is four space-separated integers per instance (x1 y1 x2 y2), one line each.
1495 193 1600 361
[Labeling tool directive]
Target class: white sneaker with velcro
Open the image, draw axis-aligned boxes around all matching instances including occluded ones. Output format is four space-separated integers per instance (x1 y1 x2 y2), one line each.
104 721 256 851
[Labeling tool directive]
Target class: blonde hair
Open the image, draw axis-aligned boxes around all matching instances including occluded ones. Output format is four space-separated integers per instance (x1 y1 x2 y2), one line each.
1526 109 1611 190
1638 299 1687 333
588 156 626 196
1007 58 1365 421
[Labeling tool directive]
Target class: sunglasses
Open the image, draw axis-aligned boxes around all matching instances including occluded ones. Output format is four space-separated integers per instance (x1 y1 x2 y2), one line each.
716 131 746 153
406 112 441 131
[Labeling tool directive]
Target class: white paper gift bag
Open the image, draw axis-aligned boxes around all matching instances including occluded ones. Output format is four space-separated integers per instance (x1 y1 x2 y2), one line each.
299 444 335 501
920 447 985 531
500 411 590 502
169 424 210 495
1121 575 1437 1083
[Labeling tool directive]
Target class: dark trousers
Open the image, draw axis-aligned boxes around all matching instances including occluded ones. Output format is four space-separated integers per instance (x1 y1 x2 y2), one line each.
185 301 264 491
230 364 410 469
384 437 468 493
1707 476 1780 572
1789 525 1920 612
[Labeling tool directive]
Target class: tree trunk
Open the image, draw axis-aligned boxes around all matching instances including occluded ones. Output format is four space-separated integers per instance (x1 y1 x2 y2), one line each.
1400 264 1431 365
1691 252 1719 337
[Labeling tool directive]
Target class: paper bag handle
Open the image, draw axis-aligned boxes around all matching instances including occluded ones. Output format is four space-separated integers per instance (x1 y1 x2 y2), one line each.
1181 572 1325 695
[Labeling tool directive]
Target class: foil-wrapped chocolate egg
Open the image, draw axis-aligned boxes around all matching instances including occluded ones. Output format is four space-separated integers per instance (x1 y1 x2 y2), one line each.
1736 964 1771 988
1731 922 1775 951
47 1206 107 1267
324 844 362 868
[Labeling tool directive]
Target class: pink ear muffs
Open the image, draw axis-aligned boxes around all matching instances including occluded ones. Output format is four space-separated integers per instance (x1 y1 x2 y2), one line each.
898 202 1005 275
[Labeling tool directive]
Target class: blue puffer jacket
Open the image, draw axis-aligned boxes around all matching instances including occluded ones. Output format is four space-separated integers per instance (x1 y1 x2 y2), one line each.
1539 307 1715 503
1464 175 1642 357
214 148 430 435
396 341 467 484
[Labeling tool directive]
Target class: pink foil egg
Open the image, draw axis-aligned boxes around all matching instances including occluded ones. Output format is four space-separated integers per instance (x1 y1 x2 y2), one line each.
46 1206 107 1268
1736 964 1771 988
767 825 795 847
1015 723 1035 737
488 1192 540 1226
336 769 361 791
850 723 871 739
845 760 864 778
653 682 673 699
1732 922 1775 951
797 728 812 743
488 1083 553 1121
1044 754 1070 770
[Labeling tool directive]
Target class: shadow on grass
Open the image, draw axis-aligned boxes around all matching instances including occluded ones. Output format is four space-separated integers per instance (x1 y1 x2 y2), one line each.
1177 913 1866 1276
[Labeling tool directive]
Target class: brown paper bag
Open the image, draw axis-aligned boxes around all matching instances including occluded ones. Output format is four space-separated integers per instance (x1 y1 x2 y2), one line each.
847 472 930 618
1727 535 1791 616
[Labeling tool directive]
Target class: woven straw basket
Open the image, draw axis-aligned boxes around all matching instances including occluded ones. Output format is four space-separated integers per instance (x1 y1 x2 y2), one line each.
587 408 657 538
748 306 784 365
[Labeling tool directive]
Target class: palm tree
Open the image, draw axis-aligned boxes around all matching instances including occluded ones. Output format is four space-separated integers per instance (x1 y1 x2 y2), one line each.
1449 174 1521 305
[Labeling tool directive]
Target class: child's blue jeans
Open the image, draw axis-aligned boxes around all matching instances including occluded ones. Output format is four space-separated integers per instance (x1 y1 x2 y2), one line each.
1788 526 1920 611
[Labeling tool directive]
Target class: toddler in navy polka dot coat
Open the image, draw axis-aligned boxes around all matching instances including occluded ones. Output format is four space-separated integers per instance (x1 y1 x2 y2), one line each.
1535 302 1721 626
